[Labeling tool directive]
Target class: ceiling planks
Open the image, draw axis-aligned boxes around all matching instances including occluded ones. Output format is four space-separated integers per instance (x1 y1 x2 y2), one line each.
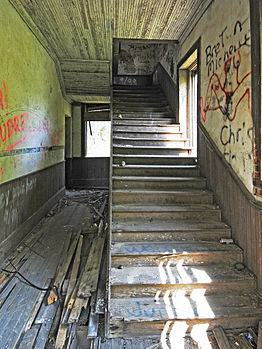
9 0 213 99
61 59 110 96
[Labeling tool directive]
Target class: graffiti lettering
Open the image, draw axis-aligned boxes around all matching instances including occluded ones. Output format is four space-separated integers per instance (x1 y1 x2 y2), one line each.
0 113 29 151
205 19 250 77
200 51 251 123
125 245 165 253
0 81 52 154
220 124 254 164
0 166 4 181
126 301 164 319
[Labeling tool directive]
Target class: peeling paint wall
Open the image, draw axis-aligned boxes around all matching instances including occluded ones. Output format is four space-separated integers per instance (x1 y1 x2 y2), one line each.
0 0 71 257
155 43 177 80
118 43 156 75
0 0 71 185
178 0 253 194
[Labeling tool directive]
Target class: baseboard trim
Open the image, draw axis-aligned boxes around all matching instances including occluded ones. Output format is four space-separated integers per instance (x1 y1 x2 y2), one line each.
0 186 65 263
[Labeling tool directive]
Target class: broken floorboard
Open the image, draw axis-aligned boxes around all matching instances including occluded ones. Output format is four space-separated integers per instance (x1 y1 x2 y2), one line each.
0 190 108 349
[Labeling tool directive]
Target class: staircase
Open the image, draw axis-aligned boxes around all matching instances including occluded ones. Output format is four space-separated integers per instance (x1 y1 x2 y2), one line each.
109 85 262 341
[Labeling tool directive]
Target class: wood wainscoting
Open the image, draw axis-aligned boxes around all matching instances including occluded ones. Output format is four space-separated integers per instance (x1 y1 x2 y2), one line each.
198 124 262 291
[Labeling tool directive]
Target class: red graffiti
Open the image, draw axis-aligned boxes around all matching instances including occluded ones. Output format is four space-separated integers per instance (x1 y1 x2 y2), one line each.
0 113 29 151
0 81 52 153
200 51 251 123
0 81 8 111
0 166 4 181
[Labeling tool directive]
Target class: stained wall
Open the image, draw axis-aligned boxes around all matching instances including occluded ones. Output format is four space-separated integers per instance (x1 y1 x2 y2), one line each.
178 0 254 194
0 0 71 259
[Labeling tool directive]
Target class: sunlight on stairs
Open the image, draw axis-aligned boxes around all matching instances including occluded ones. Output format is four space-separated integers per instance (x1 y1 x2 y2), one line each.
109 84 262 348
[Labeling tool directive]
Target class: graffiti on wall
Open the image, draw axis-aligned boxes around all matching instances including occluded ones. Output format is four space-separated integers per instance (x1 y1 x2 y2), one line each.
199 17 252 169
0 80 57 183
200 51 251 123
118 43 156 75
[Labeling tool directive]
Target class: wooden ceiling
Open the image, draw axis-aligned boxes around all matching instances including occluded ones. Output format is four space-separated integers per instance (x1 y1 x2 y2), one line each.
9 0 212 100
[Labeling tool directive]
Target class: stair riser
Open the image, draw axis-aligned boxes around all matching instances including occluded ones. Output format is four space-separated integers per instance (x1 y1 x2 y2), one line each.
113 156 197 165
114 112 172 117
113 126 180 132
114 102 169 107
114 97 166 103
112 180 207 190
113 119 175 125
112 230 232 242
113 93 164 98
109 317 262 338
113 168 199 176
114 105 171 115
113 139 188 147
113 147 191 155
112 192 213 205
113 132 184 140
111 280 253 298
112 210 221 221
111 252 242 267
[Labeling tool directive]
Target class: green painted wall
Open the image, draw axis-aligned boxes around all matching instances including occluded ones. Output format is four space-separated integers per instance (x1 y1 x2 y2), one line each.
0 0 71 185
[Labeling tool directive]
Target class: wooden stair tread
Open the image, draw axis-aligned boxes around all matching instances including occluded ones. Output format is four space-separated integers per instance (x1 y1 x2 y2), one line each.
111 241 242 256
113 144 193 150
113 164 198 169
112 189 211 195
113 204 220 212
111 264 254 286
112 220 230 232
112 176 205 182
110 294 262 322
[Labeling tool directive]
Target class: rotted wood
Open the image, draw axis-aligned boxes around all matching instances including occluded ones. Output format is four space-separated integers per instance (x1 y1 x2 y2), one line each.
48 229 81 305
213 326 231 349
87 295 99 338
77 237 105 298
236 333 254 348
55 234 83 348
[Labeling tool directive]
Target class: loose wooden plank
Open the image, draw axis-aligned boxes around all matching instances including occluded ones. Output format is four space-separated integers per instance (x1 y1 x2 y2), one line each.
236 334 253 348
18 325 41 349
48 230 81 304
24 278 51 331
213 326 231 349
55 235 83 349
34 303 59 349
87 295 99 338
77 237 105 298
68 297 89 323
95 254 107 314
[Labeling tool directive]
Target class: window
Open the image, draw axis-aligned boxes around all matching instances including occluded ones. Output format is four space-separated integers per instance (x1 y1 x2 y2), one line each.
86 121 111 157
178 49 198 157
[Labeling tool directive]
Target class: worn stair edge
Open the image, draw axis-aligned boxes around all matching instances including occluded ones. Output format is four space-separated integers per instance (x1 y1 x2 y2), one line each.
113 154 197 165
112 189 213 205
